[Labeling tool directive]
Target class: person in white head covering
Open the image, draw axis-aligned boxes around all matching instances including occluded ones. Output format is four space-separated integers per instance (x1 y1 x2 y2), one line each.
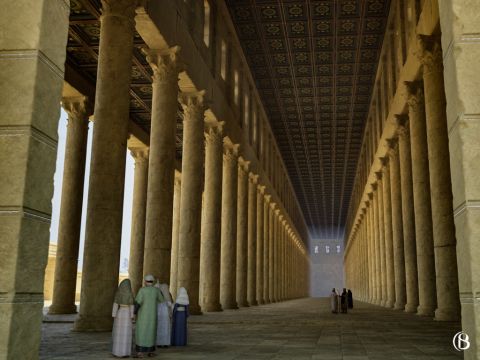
111 279 135 357
171 287 189 346
134 274 164 358
155 282 173 347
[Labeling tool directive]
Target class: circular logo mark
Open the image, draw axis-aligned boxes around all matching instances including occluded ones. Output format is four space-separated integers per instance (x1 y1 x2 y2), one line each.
453 331 470 351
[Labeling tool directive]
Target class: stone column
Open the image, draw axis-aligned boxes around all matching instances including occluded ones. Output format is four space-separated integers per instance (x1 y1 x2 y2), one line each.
366 196 373 303
372 184 381 305
381 157 395 308
236 157 250 307
49 97 91 315
128 148 149 296
419 36 461 321
74 0 137 331
281 220 287 301
268 203 276 302
263 195 271 303
170 172 181 299
388 138 406 310
199 121 224 312
256 185 265 304
375 172 387 307
405 81 436 316
396 115 419 313
176 91 206 315
220 138 239 309
274 209 281 302
143 47 182 283
247 173 258 306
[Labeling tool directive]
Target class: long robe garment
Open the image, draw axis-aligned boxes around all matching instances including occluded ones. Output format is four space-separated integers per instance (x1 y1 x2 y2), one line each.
341 292 348 313
156 301 172 346
347 290 353 308
171 303 189 346
112 303 134 357
135 286 164 352
330 292 338 313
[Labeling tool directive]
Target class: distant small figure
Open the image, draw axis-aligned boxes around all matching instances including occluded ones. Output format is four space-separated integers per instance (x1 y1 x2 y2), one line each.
341 288 348 313
155 283 173 348
112 279 135 358
347 289 353 309
171 287 190 346
330 288 339 314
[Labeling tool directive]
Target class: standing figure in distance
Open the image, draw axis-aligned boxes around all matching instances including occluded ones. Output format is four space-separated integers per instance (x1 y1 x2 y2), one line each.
112 279 135 358
135 274 164 358
155 283 173 348
341 288 348 313
347 289 353 309
330 288 339 314
171 287 189 346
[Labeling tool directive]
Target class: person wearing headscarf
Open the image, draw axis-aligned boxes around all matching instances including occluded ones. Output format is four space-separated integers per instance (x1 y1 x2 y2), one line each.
341 288 348 313
347 289 353 309
155 282 173 348
171 287 189 346
134 274 164 358
112 279 135 358
330 288 339 314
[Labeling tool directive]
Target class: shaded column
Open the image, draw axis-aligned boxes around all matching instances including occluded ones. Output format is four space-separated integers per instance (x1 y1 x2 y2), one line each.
74 0 137 331
372 183 381 305
263 194 271 303
405 81 436 316
419 36 461 321
396 115 419 313
247 173 258 306
219 138 239 309
268 203 276 302
176 91 206 315
375 172 387 307
169 172 182 299
236 157 250 307
256 185 265 304
388 138 406 310
128 148 149 296
199 121 224 312
49 97 91 315
366 196 373 303
274 210 281 302
143 47 182 283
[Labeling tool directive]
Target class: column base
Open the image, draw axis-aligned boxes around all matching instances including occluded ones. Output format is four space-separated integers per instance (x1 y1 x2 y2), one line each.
189 304 203 315
434 307 460 321
416 305 435 317
404 303 419 313
257 299 265 305
386 300 395 308
394 302 405 311
48 303 77 315
221 302 238 310
202 302 223 312
248 300 258 306
237 301 250 307
73 315 113 332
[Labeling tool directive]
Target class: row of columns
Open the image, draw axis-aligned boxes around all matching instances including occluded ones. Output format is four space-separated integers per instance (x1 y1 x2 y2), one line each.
48 0 309 329
345 36 460 321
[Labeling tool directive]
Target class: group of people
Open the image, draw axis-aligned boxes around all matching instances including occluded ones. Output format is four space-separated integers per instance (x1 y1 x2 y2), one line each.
330 288 353 314
111 274 190 358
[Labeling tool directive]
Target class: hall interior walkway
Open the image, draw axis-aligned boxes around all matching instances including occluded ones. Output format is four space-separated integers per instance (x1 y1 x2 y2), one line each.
40 298 461 360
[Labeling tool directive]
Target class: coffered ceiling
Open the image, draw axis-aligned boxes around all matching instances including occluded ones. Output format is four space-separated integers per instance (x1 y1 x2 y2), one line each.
226 0 390 240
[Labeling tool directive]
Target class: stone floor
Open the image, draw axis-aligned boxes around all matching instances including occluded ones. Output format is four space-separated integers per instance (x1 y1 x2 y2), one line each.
40 298 463 359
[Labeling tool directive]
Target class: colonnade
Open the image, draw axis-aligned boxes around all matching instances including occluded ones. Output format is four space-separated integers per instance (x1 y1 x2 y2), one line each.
46 0 309 329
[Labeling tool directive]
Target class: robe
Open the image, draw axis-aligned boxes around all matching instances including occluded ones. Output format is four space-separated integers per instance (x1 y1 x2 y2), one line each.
347 290 353 308
135 286 164 352
341 292 348 313
171 303 189 346
330 292 338 313
156 301 172 346
112 303 134 357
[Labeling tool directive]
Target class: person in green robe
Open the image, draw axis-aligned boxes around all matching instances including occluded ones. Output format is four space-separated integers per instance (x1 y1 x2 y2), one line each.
134 274 164 358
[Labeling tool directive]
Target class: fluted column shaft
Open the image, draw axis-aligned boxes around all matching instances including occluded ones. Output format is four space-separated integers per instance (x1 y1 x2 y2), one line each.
389 139 406 310
143 48 182 283
256 185 265 304
49 98 90 315
263 195 271 303
170 173 181 299
177 91 206 315
372 185 381 305
74 0 136 331
420 37 461 321
274 210 281 301
199 122 224 312
128 149 149 296
268 204 276 301
220 139 239 309
382 157 395 308
375 173 387 306
366 198 373 302
397 117 419 313
406 82 436 316
247 173 258 306
236 158 250 307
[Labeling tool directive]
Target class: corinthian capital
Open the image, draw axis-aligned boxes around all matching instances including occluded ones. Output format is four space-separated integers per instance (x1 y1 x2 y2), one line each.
61 96 92 123
404 81 424 111
417 35 443 75
249 172 259 184
101 0 137 18
223 137 239 162
395 114 409 137
386 137 399 157
144 46 184 83
205 121 224 145
179 90 206 121
238 156 250 173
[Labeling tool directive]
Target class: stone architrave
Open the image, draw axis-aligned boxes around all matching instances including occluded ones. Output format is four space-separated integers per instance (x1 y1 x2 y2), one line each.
388 138 406 311
236 157 250 307
128 148 149 296
256 185 265 304
74 0 137 331
396 115 419 313
176 91 206 315
170 172 181 299
199 121 224 312
263 194 271 303
143 47 183 283
219 138 239 309
247 173 259 306
49 97 91 315
419 36 461 321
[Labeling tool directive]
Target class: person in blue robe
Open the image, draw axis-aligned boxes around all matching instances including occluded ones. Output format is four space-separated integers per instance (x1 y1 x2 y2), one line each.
171 287 189 346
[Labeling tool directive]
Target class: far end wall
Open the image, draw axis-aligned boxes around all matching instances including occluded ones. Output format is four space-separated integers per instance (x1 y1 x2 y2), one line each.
310 239 344 297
